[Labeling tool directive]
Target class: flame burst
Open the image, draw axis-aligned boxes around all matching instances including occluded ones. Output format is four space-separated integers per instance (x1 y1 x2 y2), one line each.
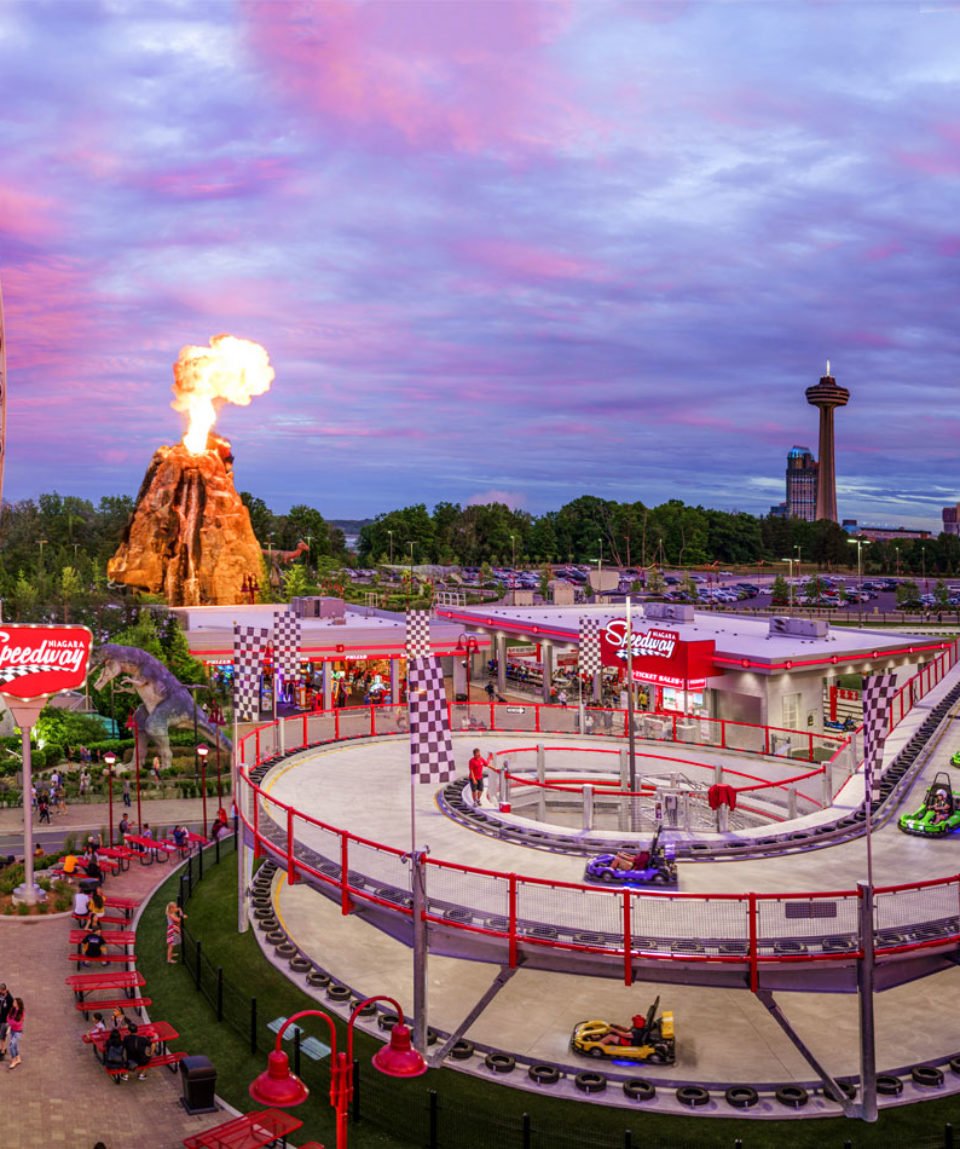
171 334 275 454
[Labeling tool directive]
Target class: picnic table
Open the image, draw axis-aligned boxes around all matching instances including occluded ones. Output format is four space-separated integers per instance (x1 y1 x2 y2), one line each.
103 893 141 920
86 1019 179 1060
69 928 136 955
99 845 135 871
124 834 178 864
66 969 145 1002
183 1108 303 1149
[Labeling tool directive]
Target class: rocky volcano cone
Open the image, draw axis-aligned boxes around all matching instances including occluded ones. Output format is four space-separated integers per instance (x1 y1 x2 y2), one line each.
107 437 263 606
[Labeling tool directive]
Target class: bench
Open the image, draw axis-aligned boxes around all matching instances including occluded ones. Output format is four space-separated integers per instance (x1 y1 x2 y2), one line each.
103 895 141 920
75 996 152 1018
68 953 137 964
182 1108 303 1149
105 1050 187 1079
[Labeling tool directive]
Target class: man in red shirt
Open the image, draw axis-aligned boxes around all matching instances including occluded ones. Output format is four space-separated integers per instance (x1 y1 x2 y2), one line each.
468 748 492 804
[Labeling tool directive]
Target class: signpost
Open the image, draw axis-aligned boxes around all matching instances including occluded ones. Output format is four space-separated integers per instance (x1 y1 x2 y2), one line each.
0 624 93 904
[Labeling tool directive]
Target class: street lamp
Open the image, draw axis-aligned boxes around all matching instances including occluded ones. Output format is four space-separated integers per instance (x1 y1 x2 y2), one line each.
196 744 209 837
781 557 795 608
208 700 226 809
103 751 117 846
848 537 871 624
407 541 415 604
248 997 427 1149
456 634 479 705
125 713 142 829
894 545 901 579
387 529 394 565
922 544 927 591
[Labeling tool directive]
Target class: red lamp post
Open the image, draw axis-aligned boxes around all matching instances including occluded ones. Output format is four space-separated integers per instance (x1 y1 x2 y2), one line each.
208 701 225 807
196 743 209 838
103 751 117 846
248 996 427 1149
456 634 479 704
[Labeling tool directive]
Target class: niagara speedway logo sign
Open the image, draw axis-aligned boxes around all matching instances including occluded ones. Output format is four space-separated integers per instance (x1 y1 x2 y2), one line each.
0 625 93 700
602 621 679 661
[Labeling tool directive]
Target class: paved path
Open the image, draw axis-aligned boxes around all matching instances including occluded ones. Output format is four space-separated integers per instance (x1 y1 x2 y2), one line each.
1 844 229 1149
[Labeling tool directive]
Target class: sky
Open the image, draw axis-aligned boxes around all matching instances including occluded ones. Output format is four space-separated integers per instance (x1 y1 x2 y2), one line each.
0 0 958 529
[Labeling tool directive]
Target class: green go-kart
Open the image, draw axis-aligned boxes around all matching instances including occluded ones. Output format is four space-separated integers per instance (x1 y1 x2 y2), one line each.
899 772 960 837
950 750 960 767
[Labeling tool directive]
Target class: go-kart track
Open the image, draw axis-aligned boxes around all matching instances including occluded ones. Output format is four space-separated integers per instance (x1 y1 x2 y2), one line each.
238 663 960 1118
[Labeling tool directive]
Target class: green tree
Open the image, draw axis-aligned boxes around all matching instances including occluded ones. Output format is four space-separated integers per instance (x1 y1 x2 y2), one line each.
283 564 310 602
59 565 84 622
934 579 950 609
240 492 276 543
9 571 40 621
770 574 790 606
896 580 921 607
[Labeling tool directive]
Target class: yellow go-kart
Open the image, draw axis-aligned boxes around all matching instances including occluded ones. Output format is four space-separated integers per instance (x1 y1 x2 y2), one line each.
570 996 675 1065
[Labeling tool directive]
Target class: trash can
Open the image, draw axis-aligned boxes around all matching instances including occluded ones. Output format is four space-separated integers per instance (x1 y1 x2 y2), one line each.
180 1054 218 1114
79 878 100 895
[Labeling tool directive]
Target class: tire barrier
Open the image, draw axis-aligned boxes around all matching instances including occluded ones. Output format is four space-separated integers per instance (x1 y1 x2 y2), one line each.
378 1013 399 1031
253 907 274 920
443 908 473 924
623 1079 656 1102
775 1085 809 1109
528 1064 562 1086
352 1000 377 1018
327 984 352 1003
526 926 559 941
822 936 855 953
823 1081 856 1102
275 942 297 959
450 1039 475 1061
672 940 704 954
575 1071 607 1094
773 940 807 956
306 970 328 988
676 1085 710 1108
485 1052 516 1074
265 929 286 945
950 1057 960 1075
724 1085 759 1109
289 956 312 973
256 918 279 932
911 1065 945 1088
876 1075 904 1097
573 932 606 946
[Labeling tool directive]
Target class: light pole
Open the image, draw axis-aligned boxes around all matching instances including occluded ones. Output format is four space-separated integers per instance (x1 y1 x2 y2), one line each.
894 545 901 579
248 997 427 1149
125 713 142 829
197 743 209 837
456 634 479 704
388 529 394 565
103 751 116 846
922 544 927 592
794 544 802 597
208 700 226 809
781 557 795 608
848 537 870 625
407 541 415 605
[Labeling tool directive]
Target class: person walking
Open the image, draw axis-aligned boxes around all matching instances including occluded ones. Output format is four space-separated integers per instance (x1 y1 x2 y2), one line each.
122 778 132 809
0 982 13 1060
152 756 162 784
7 997 24 1069
468 748 493 804
38 793 51 824
166 902 186 964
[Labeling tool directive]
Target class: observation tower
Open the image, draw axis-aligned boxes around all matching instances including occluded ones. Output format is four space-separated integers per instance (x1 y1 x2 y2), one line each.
805 361 848 522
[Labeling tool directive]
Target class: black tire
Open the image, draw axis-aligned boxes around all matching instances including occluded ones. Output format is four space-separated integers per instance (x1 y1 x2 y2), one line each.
450 1039 474 1061
378 1013 399 1031
589 1046 606 1059
911 1064 944 1088
676 1085 710 1108
775 1085 809 1109
949 1057 960 1076
823 1080 856 1102
575 1071 607 1094
528 1064 562 1086
876 1075 903 1096
724 1086 759 1109
485 1052 515 1074
599 870 617 883
623 1078 656 1102
327 985 352 1003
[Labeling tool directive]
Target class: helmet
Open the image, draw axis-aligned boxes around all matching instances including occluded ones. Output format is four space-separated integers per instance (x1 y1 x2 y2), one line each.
632 1015 645 1028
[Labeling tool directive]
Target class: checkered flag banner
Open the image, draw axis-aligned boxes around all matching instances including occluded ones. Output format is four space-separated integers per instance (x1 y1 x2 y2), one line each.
579 616 602 677
862 672 899 804
408 656 456 784
233 623 269 722
406 609 432 660
273 608 301 682
0 664 61 684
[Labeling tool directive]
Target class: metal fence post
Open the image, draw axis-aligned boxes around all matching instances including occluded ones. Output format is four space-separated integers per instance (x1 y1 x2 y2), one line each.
187 853 193 898
194 939 202 990
623 1131 632 1149
294 1027 301 1077
522 1113 531 1149
216 967 223 1022
946 1123 954 1149
215 836 220 865
250 997 257 1054
352 1059 361 1123
428 1089 438 1149
198 842 204 881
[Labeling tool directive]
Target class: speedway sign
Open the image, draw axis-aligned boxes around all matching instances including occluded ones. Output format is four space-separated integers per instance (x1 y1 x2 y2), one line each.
599 620 719 688
0 624 93 701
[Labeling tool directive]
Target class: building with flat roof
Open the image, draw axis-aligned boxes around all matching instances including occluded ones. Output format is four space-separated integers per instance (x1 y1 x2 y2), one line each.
842 520 932 542
943 505 960 537
785 445 817 521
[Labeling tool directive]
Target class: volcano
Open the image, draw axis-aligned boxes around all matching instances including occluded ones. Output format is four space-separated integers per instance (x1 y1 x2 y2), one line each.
107 435 263 606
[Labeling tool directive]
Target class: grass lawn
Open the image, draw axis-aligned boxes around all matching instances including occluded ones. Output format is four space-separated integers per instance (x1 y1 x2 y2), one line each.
137 843 960 1149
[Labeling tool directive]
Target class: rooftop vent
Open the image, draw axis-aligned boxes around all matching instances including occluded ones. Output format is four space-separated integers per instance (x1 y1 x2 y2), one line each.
768 616 829 639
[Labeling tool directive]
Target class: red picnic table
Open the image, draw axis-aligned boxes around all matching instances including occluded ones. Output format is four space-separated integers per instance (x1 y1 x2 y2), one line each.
85 1019 179 1059
183 1109 303 1149
124 834 178 864
99 845 135 871
103 893 141 920
66 969 149 1017
69 928 136 953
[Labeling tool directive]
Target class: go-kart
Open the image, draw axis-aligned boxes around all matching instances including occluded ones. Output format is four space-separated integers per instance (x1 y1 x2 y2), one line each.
584 826 677 886
899 772 960 836
950 750 960 768
571 996 675 1065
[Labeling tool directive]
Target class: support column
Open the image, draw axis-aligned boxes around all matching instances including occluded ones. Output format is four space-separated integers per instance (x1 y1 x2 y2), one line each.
391 657 400 705
323 662 333 711
412 849 429 1055
541 641 554 704
858 880 878 1122
495 632 507 696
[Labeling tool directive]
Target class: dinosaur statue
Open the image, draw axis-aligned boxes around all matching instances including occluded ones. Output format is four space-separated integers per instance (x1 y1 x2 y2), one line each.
263 539 309 589
90 643 231 773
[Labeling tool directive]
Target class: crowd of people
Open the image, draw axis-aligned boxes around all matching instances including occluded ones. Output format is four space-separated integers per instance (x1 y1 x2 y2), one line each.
0 981 24 1069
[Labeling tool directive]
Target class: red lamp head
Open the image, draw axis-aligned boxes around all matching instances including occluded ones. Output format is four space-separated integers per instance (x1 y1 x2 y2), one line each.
197 743 209 760
249 1048 310 1108
372 1021 428 1078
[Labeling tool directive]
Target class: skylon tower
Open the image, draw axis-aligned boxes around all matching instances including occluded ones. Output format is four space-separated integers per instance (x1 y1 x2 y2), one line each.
805 362 848 523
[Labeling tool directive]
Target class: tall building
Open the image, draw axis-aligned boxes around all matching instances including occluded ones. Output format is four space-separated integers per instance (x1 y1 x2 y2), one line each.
805 362 849 522
785 445 817 521
943 506 960 537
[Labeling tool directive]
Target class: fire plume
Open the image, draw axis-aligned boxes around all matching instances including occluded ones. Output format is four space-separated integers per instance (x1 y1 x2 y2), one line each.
171 334 275 454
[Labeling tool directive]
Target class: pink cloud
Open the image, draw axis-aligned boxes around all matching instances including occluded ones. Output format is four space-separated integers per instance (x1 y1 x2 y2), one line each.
455 238 612 283
0 183 61 243
243 0 600 157
466 490 527 509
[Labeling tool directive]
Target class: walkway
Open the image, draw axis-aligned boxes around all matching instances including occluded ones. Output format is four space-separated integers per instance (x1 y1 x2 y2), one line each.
1 833 228 1149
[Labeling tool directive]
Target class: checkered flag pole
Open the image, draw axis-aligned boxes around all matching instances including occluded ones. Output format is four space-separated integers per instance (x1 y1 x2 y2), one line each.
273 608 302 682
408 655 456 784
406 609 432 660
579 615 601 678
862 673 899 804
233 624 269 722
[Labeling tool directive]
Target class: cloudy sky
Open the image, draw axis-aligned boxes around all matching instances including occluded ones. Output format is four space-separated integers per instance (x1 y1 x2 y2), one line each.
0 0 958 527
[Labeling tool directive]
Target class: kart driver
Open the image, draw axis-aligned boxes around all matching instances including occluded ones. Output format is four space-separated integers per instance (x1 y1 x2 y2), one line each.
612 848 651 871
599 1013 649 1047
932 788 950 823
